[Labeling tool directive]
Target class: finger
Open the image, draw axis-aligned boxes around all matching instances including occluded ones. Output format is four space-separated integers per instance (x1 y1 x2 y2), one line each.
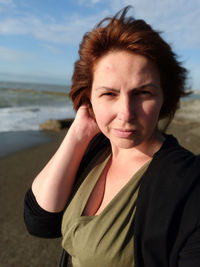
78 104 88 109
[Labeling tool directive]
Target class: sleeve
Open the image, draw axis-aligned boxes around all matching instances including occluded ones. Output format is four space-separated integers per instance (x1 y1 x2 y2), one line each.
178 227 200 267
24 188 63 238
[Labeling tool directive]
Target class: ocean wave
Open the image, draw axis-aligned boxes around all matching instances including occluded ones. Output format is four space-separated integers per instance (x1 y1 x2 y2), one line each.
0 105 75 132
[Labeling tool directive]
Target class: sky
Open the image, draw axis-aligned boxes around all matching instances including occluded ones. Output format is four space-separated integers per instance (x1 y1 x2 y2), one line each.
0 0 200 90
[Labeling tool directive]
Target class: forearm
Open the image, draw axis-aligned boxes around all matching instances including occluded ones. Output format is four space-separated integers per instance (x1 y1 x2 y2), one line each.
32 125 92 212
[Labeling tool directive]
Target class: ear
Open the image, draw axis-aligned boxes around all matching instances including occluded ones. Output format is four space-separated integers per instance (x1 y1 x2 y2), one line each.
87 99 95 119
79 93 95 119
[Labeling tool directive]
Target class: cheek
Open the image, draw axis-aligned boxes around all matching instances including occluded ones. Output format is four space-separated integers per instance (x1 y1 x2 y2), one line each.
93 104 107 124
140 101 163 123
91 100 112 130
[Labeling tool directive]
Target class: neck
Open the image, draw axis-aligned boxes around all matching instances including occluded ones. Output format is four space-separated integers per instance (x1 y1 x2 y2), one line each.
111 132 165 162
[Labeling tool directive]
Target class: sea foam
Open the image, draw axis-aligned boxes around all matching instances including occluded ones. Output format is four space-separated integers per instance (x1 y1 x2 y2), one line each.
0 105 75 132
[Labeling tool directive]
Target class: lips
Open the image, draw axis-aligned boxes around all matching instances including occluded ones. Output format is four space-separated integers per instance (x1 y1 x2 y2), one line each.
113 128 136 138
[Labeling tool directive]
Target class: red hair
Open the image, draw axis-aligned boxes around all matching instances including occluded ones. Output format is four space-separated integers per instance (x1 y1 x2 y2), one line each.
69 6 188 126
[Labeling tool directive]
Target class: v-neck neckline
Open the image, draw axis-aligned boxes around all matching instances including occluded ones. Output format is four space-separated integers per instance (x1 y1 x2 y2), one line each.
80 156 151 218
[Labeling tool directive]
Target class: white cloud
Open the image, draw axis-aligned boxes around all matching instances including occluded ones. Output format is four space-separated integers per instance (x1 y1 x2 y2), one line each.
40 43 62 54
91 0 101 3
0 0 15 6
77 0 102 6
108 0 200 49
0 0 15 11
0 0 199 49
0 12 106 44
0 46 34 61
0 18 28 34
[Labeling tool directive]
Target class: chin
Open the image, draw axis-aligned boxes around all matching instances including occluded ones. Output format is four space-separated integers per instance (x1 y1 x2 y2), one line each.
110 137 142 150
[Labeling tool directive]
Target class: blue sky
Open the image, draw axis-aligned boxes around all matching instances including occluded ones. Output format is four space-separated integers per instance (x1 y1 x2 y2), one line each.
0 0 200 90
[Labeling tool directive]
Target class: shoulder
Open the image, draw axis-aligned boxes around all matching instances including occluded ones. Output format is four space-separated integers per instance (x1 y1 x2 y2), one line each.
155 134 196 163
150 134 200 178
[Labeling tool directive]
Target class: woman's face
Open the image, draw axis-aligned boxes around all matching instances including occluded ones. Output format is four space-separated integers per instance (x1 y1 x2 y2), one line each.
90 50 164 150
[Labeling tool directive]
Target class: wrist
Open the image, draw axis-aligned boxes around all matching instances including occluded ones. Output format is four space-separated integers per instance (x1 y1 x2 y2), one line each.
69 119 98 143
67 123 94 146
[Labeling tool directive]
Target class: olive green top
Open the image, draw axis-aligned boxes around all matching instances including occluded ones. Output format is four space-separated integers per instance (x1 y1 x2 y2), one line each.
61 149 151 267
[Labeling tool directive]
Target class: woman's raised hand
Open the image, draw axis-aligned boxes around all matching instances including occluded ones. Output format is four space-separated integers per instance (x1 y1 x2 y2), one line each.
70 105 100 143
31 105 100 212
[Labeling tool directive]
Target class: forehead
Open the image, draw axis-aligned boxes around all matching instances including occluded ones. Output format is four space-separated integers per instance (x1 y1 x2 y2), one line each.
92 51 160 87
95 50 154 68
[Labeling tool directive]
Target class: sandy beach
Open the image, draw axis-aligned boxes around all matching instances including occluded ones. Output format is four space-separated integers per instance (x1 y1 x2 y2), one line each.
0 100 200 267
0 130 67 267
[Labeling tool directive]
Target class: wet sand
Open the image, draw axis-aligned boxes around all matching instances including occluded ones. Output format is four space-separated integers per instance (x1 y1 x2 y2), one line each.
0 103 200 266
0 130 67 267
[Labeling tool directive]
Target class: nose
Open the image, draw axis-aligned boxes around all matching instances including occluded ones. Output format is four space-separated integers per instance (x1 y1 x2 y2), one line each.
117 95 134 122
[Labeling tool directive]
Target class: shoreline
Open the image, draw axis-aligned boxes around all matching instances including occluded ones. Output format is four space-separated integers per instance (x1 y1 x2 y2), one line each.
0 130 57 158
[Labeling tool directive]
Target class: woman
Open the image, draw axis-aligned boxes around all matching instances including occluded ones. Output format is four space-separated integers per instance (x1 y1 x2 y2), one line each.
24 6 200 267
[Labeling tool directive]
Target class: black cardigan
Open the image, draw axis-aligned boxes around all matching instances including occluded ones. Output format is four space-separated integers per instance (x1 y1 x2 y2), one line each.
134 135 200 267
24 134 200 267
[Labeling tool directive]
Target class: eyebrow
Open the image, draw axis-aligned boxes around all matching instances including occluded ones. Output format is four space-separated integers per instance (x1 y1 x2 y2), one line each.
138 83 160 90
95 87 120 92
95 83 160 92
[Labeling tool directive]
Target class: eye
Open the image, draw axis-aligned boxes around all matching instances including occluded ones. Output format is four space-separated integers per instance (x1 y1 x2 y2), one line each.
134 90 152 96
101 92 116 97
141 91 152 95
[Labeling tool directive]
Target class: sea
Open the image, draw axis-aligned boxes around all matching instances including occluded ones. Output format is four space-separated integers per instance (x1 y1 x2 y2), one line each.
0 81 75 132
0 81 75 157
0 81 200 157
